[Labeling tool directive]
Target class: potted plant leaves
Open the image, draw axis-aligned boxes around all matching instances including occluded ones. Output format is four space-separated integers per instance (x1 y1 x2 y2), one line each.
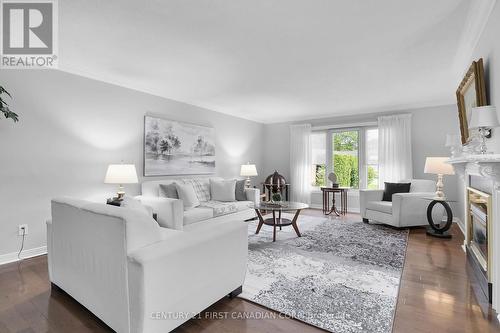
0 86 19 122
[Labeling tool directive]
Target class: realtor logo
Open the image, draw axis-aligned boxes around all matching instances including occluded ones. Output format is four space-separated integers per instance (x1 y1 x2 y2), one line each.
1 0 58 68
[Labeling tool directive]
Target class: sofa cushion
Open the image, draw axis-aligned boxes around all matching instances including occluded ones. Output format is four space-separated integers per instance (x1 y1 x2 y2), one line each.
235 180 247 201
174 183 200 210
182 178 211 202
382 182 411 202
210 179 236 202
366 201 392 214
159 183 178 199
200 201 237 217
233 200 253 212
183 207 214 225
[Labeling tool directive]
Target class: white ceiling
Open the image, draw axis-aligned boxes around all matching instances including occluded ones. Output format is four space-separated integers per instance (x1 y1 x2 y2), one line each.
59 0 485 123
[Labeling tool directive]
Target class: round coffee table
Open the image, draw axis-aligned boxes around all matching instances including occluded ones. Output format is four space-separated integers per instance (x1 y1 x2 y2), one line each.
253 201 309 242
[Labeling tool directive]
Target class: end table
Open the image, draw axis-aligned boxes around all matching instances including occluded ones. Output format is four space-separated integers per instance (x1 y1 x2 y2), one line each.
424 197 455 239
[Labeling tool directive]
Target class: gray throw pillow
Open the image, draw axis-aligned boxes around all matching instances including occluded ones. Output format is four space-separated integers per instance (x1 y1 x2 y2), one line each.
235 180 247 201
210 179 237 202
174 182 200 210
159 183 179 199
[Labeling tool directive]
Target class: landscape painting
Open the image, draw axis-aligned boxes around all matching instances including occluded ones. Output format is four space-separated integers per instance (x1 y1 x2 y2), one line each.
144 116 216 176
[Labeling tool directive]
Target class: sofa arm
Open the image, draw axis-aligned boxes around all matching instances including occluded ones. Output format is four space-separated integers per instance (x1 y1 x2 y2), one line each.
392 192 440 227
127 221 248 333
245 187 260 206
46 219 53 281
359 189 384 218
135 196 183 230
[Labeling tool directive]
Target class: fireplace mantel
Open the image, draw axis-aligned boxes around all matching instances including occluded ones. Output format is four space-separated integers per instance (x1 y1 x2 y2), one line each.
448 154 500 184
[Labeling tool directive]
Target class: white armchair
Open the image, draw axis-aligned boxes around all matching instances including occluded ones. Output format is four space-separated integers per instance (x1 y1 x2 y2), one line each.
360 179 439 228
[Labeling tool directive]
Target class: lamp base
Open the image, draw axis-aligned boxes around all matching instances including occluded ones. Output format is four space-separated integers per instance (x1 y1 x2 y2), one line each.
478 127 490 154
117 184 125 199
244 177 251 188
435 174 445 200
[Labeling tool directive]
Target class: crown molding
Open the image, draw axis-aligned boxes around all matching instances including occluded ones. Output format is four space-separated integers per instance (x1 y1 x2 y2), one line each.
453 0 497 79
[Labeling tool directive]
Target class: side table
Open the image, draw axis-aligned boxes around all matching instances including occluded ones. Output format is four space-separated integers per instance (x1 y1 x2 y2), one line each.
424 197 455 239
321 187 349 216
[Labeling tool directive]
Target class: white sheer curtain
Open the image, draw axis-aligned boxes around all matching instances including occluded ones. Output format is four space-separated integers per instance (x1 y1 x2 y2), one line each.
378 114 413 186
290 124 312 204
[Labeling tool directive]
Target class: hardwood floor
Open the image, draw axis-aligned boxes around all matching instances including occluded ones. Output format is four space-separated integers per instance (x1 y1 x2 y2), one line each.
0 210 499 332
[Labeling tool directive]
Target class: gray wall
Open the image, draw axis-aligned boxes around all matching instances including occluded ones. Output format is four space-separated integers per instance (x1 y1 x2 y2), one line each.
0 70 264 258
263 105 461 215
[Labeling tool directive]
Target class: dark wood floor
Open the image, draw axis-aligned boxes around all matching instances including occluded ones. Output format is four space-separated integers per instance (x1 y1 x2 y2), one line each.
1 210 499 332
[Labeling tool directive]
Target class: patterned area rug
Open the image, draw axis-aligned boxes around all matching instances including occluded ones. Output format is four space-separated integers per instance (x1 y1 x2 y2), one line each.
239 213 408 333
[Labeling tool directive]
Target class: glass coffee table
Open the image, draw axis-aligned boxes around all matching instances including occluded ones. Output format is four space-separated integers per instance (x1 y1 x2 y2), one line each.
254 201 309 242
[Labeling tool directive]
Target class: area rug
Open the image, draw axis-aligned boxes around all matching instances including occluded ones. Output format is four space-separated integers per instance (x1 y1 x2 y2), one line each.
239 214 408 333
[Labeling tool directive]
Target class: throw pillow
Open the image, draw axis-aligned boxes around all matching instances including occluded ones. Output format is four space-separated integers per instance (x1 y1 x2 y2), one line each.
121 196 151 216
182 179 211 202
174 182 200 210
382 182 411 202
159 183 179 199
210 179 237 202
235 180 247 201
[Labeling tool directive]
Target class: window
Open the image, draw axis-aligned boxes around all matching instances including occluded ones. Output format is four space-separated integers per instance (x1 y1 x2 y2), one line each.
311 132 326 187
365 128 379 189
310 126 378 190
332 130 359 188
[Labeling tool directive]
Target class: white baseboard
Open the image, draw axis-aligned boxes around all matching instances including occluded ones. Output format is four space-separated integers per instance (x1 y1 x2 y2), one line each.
0 246 47 266
454 217 465 236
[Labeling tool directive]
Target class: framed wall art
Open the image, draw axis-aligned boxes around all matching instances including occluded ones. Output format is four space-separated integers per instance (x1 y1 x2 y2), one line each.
456 58 487 144
144 115 216 176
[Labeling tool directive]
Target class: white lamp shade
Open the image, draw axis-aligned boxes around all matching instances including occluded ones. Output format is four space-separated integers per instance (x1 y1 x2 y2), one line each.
424 157 455 175
104 164 138 184
240 164 258 177
469 106 499 129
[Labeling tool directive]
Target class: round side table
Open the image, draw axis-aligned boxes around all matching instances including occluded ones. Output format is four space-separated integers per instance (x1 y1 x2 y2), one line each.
424 198 455 239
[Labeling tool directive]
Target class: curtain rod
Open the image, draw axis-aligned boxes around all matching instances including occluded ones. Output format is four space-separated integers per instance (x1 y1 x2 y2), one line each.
311 121 378 131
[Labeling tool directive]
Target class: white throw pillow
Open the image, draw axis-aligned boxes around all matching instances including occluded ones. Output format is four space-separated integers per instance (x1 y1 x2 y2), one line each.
210 179 237 202
174 182 200 210
121 196 151 216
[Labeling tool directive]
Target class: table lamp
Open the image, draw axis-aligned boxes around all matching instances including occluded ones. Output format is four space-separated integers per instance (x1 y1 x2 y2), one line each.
240 163 258 188
469 106 499 154
424 157 455 199
104 164 138 199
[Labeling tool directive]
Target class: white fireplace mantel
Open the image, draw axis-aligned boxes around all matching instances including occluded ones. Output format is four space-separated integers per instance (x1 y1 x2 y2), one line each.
448 153 500 312
448 154 500 184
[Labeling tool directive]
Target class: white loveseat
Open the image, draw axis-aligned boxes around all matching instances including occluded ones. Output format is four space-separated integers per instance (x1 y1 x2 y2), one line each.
47 197 248 333
136 178 260 229
359 179 439 228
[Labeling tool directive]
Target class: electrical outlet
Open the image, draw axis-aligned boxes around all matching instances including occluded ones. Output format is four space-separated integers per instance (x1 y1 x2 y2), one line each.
18 224 28 236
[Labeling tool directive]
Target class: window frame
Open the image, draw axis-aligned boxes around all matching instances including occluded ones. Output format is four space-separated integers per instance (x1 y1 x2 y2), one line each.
311 126 378 191
364 126 379 189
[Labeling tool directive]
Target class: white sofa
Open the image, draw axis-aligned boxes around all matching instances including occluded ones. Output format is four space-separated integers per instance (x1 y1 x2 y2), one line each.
47 197 248 333
359 179 439 228
136 178 260 228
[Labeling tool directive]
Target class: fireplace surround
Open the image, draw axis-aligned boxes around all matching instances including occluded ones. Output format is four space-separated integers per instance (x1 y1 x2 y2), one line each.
448 154 500 311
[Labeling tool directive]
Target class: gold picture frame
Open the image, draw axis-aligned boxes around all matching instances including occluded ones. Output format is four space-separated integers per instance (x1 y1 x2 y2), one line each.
456 58 487 144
